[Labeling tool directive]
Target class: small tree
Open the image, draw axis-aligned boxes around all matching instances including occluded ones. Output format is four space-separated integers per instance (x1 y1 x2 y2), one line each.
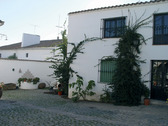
111 14 151 105
49 30 99 96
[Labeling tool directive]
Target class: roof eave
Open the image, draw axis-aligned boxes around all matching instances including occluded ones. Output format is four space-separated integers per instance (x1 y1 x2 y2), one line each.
68 0 167 15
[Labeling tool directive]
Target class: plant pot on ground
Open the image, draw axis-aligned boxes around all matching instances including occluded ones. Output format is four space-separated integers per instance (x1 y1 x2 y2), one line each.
58 84 63 95
58 90 62 95
144 98 150 105
142 84 150 106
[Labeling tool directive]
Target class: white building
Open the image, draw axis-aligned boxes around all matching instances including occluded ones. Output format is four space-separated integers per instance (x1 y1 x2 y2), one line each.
68 0 168 101
0 33 61 61
0 33 61 85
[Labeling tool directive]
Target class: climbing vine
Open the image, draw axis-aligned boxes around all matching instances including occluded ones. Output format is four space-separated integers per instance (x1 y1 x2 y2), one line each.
49 30 99 96
110 14 152 105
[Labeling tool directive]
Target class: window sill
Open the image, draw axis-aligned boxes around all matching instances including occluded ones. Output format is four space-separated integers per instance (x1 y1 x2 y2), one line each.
152 44 168 45
98 82 111 84
102 38 120 40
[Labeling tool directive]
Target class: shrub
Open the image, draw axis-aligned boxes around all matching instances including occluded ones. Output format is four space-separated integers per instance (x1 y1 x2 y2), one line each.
110 13 152 106
69 76 96 102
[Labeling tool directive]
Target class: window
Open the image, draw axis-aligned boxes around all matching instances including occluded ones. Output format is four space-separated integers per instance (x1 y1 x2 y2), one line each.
103 17 125 38
154 13 168 45
26 53 29 58
0 53 1 58
99 59 116 83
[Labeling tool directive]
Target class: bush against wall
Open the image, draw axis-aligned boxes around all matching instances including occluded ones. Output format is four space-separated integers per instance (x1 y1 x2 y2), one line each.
110 13 152 106
8 53 17 59
69 76 96 102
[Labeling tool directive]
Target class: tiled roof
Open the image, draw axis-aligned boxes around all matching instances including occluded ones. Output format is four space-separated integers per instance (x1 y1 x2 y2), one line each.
0 39 62 50
69 0 167 15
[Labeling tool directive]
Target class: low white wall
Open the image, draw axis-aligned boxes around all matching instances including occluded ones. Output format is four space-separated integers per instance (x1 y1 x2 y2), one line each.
0 59 56 86
19 82 38 89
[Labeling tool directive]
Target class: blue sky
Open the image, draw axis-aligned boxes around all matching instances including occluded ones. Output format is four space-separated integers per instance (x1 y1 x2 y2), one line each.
0 0 149 46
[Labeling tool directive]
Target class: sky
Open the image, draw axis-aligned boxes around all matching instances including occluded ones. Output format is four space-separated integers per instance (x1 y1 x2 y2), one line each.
0 0 149 46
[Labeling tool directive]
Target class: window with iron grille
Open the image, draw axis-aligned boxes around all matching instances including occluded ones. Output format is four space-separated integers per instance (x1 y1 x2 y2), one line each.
154 13 168 45
99 59 116 83
103 17 125 38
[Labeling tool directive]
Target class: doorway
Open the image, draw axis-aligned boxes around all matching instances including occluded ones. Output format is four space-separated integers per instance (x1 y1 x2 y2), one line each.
151 60 168 100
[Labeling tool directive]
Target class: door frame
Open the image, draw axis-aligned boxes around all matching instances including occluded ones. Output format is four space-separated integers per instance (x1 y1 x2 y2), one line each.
151 60 168 100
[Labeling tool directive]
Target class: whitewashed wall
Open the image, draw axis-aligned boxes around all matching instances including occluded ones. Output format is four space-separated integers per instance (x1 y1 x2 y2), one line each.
0 47 56 61
21 33 40 47
68 1 168 101
0 59 56 86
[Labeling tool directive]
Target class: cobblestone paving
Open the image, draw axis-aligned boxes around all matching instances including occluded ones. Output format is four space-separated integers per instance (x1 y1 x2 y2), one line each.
0 89 168 126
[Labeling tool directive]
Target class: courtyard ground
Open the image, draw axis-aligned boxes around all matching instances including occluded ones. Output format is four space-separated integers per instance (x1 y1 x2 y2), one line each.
0 89 168 126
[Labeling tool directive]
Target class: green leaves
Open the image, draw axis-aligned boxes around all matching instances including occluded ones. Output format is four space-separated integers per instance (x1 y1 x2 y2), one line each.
17 77 40 85
110 13 151 106
8 53 17 59
86 80 95 91
48 29 100 96
48 30 85 95
69 77 96 102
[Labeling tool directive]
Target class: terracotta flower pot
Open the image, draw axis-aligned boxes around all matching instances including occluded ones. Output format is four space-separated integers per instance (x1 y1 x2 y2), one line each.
58 91 62 96
144 98 150 105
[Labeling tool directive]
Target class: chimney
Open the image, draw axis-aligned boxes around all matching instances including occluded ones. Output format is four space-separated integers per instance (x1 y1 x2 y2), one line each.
21 33 40 47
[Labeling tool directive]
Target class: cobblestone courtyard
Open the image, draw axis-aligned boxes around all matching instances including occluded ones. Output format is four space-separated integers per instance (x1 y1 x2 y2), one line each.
0 89 168 126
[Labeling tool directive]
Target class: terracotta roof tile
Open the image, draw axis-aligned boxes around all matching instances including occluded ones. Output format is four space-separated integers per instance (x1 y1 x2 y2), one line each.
0 39 62 50
69 0 167 15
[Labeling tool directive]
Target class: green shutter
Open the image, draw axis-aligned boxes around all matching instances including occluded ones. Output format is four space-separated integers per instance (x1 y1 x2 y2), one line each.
100 60 116 83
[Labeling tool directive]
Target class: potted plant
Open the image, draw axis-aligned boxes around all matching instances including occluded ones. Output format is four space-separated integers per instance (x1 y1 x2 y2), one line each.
18 77 40 89
142 84 150 105
58 88 63 95
32 77 40 84
18 77 40 85
57 84 63 95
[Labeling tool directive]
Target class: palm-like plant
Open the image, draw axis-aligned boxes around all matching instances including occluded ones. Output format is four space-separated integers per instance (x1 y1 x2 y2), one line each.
49 30 99 96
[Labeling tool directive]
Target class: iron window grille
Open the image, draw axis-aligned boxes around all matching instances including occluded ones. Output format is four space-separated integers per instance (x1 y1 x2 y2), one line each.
102 17 125 38
98 59 116 83
153 13 168 45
